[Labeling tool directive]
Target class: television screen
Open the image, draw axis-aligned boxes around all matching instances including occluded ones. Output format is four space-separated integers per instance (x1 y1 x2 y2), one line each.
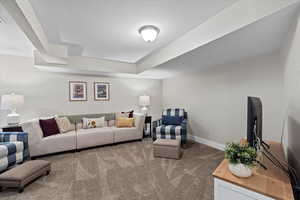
247 96 262 148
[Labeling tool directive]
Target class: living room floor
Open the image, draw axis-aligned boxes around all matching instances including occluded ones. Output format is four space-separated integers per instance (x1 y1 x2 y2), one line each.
0 139 223 200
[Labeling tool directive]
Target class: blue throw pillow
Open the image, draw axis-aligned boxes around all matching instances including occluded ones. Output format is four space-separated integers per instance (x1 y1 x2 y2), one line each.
162 116 183 125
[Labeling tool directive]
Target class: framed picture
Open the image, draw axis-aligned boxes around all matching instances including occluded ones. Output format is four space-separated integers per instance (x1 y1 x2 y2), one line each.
69 81 87 101
94 82 110 101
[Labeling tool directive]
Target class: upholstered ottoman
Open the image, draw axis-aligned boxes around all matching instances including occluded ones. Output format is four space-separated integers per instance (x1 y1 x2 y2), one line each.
153 139 181 159
0 160 51 193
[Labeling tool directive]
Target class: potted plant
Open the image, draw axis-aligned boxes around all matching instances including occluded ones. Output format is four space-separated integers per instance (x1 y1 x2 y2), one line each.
225 139 257 178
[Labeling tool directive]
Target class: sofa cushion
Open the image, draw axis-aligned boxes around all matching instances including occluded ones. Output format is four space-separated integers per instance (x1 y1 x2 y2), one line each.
155 134 182 140
77 127 114 149
112 127 140 143
39 118 60 137
156 125 182 136
60 113 115 124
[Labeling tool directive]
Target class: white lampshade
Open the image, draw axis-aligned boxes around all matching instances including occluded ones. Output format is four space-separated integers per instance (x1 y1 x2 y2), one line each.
139 25 160 42
139 95 150 106
1 93 24 111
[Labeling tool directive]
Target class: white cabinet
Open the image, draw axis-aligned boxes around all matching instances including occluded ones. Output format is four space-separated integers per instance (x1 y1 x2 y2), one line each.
214 178 274 200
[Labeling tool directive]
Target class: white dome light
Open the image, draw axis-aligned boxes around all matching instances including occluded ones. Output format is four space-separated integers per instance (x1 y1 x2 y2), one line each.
139 25 160 42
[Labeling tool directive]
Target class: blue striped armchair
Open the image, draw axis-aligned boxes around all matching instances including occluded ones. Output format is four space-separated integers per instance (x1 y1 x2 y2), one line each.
0 132 30 173
153 108 187 144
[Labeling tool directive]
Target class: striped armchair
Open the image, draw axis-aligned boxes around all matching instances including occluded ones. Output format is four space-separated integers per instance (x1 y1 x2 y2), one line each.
0 132 30 173
153 108 187 144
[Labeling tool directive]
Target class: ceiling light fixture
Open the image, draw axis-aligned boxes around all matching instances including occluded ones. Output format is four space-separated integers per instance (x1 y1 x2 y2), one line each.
139 25 160 43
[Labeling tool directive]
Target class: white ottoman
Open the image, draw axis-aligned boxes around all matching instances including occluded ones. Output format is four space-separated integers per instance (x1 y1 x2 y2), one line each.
153 139 181 159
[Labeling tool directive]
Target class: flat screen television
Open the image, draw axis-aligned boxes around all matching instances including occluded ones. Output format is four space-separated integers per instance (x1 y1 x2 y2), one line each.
247 96 263 148
247 96 300 199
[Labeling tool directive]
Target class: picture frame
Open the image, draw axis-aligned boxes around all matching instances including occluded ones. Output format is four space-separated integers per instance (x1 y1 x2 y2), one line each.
69 81 87 101
94 82 110 101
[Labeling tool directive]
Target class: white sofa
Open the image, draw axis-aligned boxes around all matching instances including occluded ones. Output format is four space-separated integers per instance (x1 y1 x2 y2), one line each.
21 113 145 157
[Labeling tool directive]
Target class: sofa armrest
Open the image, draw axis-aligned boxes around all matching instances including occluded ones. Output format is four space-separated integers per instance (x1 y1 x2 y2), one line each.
152 118 162 140
153 118 162 128
133 113 146 137
180 119 187 144
181 119 187 130
21 119 43 146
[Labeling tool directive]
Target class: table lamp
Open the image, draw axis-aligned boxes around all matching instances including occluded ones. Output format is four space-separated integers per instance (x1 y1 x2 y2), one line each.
1 93 24 125
139 95 150 115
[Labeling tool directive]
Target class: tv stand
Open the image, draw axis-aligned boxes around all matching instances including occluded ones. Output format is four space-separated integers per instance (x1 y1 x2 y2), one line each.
213 141 294 200
261 140 270 149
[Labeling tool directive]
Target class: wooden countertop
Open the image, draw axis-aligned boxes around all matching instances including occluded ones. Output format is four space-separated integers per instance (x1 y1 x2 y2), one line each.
213 141 294 200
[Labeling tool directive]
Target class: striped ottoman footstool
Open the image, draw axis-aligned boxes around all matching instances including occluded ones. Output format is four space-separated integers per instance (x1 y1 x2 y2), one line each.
0 160 51 193
153 139 181 159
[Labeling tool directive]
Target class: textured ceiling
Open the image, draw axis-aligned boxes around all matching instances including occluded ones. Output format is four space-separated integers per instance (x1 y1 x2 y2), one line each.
140 4 299 78
0 4 34 57
29 0 238 63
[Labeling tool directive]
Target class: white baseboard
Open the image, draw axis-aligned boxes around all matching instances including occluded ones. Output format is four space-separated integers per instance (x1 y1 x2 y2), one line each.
189 135 225 151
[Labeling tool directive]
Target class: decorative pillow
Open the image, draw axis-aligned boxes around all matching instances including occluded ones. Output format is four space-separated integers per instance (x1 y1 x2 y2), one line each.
122 110 134 118
55 117 75 133
39 118 60 137
117 110 134 118
116 117 134 128
82 117 105 129
107 120 115 127
162 109 185 125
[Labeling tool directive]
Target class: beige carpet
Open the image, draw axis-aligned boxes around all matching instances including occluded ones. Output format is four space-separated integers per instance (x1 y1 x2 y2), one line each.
0 139 223 200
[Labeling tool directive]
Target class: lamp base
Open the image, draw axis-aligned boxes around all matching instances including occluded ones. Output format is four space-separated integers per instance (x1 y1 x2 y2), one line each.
141 107 148 115
7 113 20 125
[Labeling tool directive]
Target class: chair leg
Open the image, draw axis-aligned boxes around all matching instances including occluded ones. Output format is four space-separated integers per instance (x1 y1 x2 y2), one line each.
0 186 3 192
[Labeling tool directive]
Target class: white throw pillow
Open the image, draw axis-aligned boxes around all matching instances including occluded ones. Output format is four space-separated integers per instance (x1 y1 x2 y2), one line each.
82 117 105 129
55 117 75 133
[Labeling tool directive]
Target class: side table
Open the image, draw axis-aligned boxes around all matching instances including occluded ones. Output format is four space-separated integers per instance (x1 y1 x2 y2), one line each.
144 116 152 138
1 125 23 132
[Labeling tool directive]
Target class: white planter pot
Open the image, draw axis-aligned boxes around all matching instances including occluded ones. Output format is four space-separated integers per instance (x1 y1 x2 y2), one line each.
228 163 252 178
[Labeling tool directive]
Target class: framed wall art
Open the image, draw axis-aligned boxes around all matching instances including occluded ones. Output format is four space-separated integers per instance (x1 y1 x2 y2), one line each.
94 82 110 101
69 81 87 101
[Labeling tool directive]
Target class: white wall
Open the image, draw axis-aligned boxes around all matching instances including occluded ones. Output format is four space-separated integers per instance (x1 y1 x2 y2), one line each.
281 10 300 168
0 55 162 126
162 53 284 145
